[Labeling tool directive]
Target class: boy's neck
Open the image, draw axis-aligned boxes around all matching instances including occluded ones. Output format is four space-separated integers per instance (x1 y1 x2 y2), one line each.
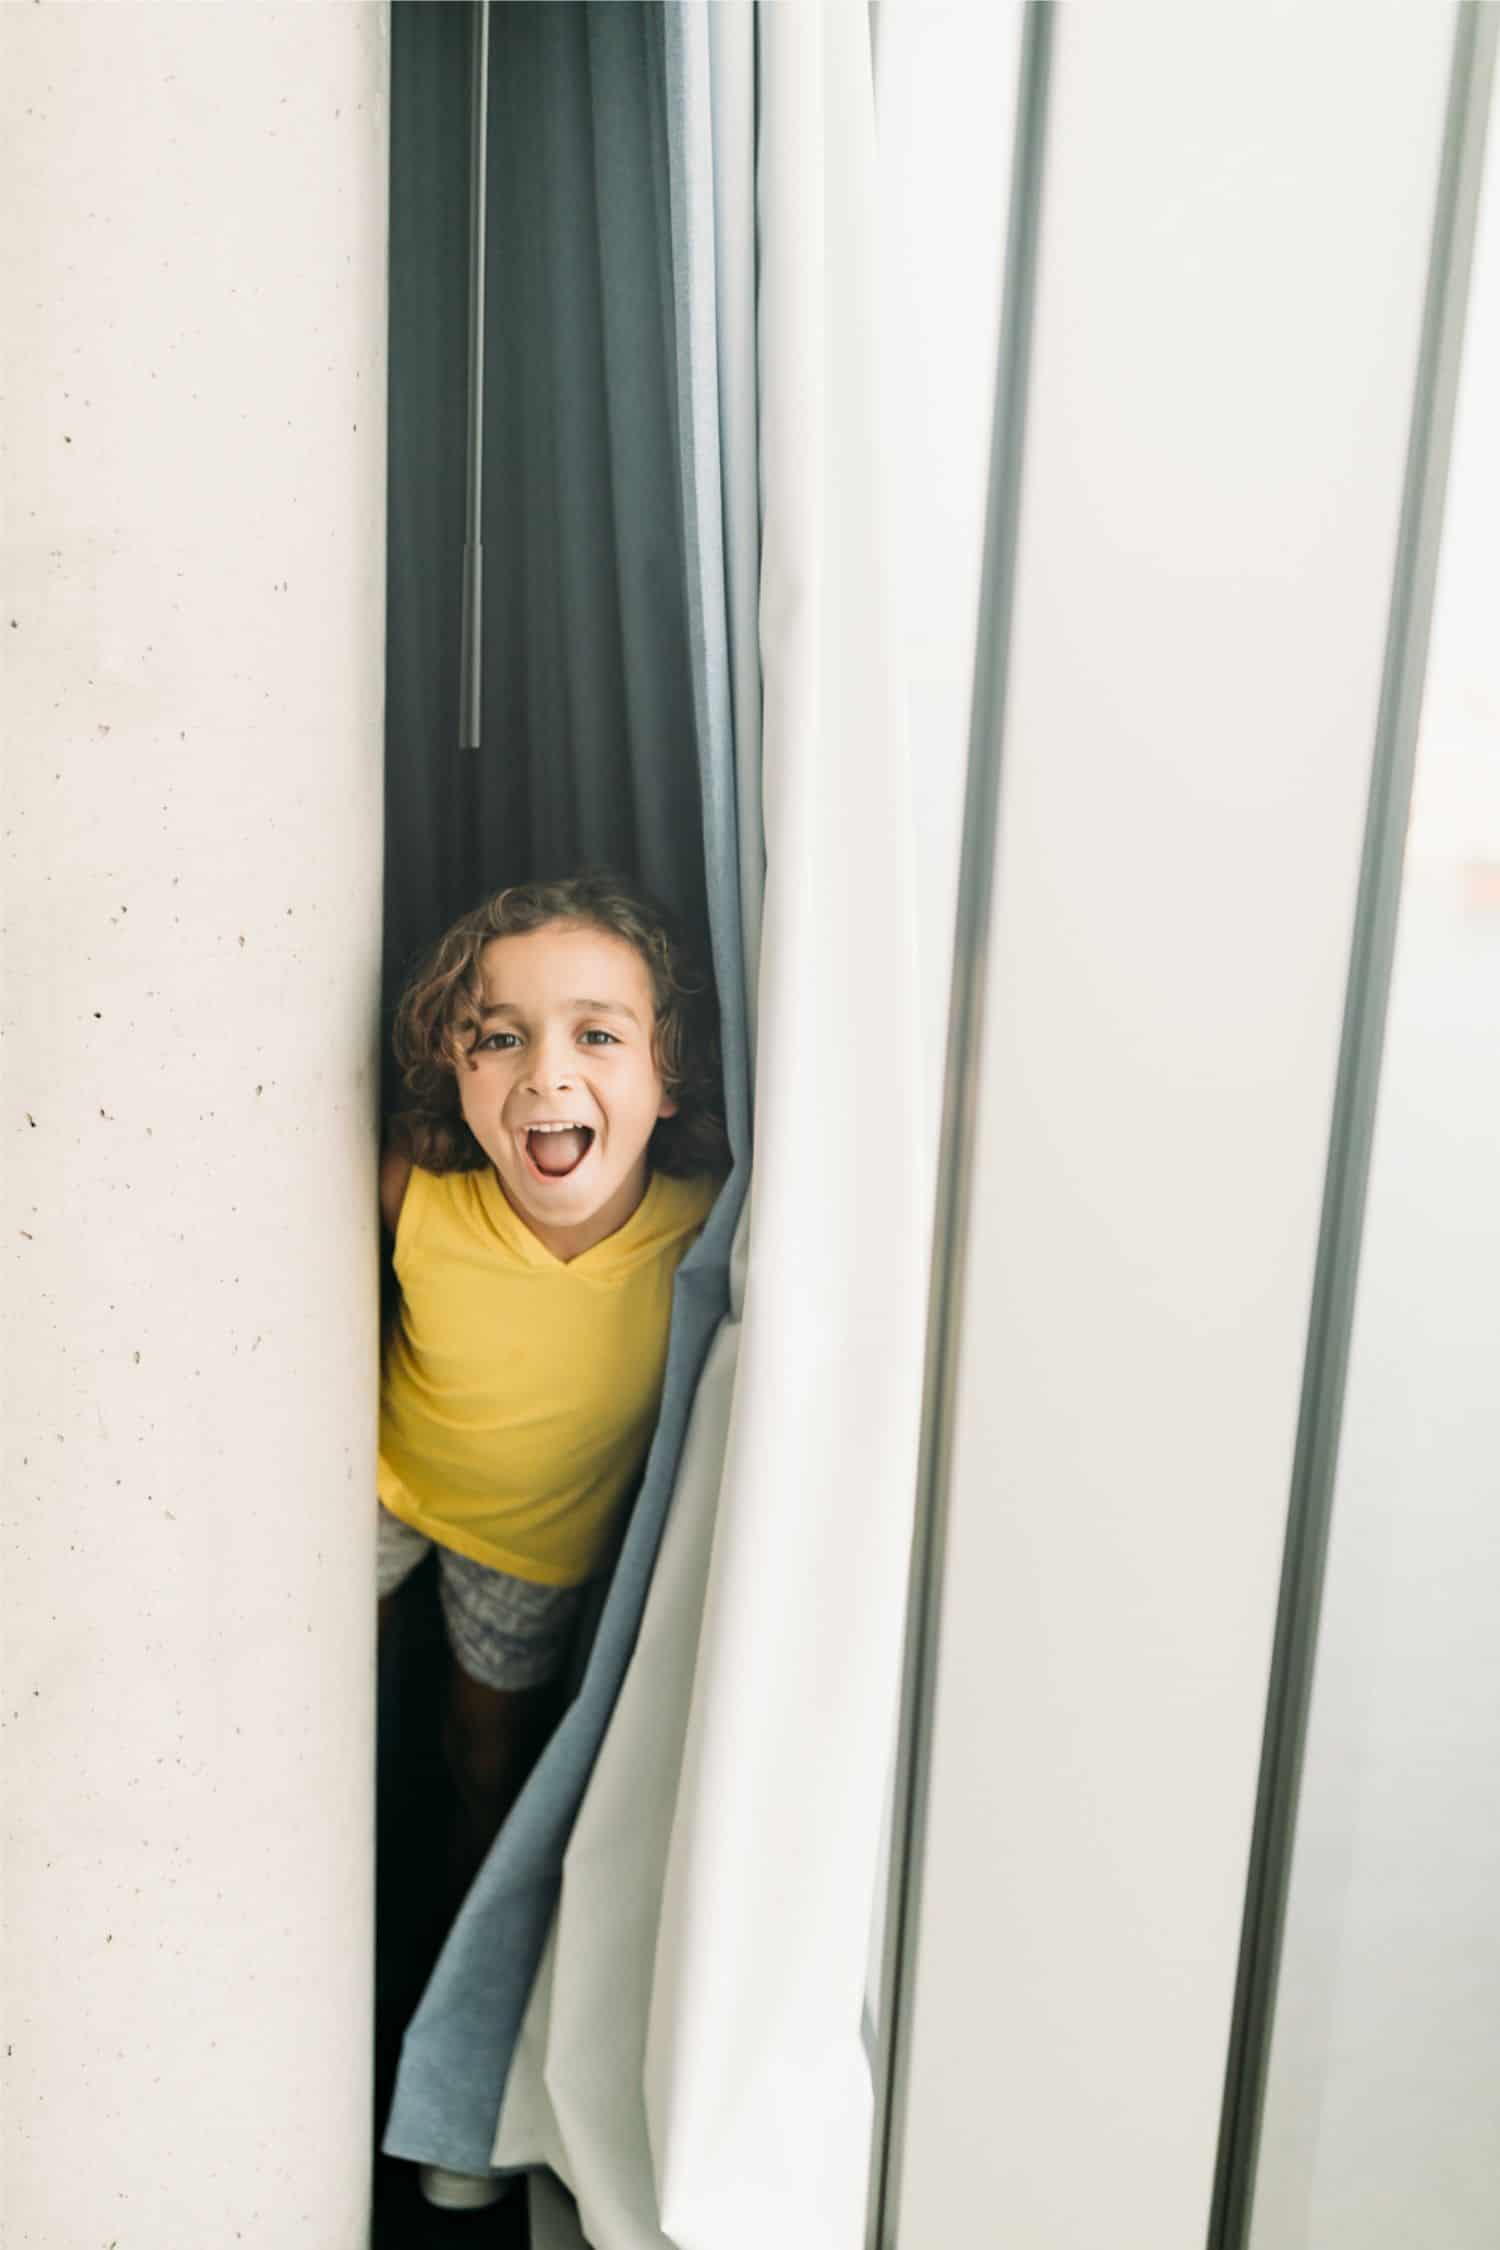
496 1159 651 1263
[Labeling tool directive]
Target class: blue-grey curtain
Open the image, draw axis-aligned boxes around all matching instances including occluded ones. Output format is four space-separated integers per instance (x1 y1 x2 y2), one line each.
380 0 752 2176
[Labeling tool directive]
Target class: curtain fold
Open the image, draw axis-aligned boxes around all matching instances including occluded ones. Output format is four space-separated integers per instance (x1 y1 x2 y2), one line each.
647 8 927 2237
706 0 766 1069
498 8 930 2244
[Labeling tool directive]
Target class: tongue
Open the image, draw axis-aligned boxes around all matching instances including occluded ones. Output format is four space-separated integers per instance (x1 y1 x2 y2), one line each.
531 1127 590 1177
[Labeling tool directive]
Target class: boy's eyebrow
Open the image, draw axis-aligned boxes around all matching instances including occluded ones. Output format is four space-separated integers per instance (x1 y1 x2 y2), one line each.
480 998 641 1025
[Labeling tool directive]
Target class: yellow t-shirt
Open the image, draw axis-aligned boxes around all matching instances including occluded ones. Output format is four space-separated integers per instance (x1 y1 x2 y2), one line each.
378 1162 720 1586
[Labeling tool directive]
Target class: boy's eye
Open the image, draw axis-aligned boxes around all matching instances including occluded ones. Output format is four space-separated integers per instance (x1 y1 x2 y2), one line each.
475 1028 618 1051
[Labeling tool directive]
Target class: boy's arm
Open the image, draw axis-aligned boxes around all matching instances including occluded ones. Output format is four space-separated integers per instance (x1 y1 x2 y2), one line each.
379 1143 413 1236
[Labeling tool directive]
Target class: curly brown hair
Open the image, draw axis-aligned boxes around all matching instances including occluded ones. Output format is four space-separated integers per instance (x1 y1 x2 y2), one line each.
389 872 731 1182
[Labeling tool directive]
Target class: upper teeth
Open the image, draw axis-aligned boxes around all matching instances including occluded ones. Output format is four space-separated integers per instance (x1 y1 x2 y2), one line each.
530 1123 583 1133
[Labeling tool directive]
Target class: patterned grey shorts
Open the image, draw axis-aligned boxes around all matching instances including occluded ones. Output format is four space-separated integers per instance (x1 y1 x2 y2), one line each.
377 1503 584 1692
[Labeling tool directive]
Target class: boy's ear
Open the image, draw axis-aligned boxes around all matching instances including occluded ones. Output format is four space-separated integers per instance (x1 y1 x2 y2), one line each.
657 1092 679 1119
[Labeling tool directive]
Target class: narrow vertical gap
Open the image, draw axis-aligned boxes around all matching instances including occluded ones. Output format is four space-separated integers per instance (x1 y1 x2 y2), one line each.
1206 13 1498 2247
864 11 1055 2246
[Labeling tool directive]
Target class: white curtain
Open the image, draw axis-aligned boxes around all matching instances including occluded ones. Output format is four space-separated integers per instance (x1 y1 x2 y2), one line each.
497 4 933 2243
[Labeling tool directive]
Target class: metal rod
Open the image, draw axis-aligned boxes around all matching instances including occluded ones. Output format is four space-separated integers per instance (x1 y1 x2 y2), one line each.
1206 11 1498 2246
458 0 490 755
863 12 1055 2245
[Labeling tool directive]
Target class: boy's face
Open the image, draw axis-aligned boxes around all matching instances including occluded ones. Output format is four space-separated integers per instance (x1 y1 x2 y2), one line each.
456 919 677 1262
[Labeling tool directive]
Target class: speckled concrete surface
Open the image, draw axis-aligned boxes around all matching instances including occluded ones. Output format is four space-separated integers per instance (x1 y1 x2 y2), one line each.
2 5 389 2240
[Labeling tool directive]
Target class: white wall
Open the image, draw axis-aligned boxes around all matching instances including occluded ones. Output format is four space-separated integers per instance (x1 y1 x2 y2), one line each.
1 8 388 2243
893 6 1455 2244
1250 107 1500 2250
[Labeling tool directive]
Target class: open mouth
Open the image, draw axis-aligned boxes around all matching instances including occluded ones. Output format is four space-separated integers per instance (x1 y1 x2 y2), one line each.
522 1124 595 1182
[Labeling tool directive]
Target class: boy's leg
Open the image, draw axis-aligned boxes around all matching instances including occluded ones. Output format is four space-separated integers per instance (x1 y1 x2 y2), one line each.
434 1553 584 1899
441 1666 538 1898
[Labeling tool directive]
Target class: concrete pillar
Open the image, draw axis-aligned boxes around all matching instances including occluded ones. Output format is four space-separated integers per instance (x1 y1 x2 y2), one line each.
2 8 388 2243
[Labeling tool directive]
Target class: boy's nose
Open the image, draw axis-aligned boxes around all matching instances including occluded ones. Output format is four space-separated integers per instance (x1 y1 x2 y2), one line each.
525 1045 575 1092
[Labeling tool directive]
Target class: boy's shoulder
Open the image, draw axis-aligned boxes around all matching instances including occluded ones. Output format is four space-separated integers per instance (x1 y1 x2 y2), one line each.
654 1166 726 1232
384 1156 492 1244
